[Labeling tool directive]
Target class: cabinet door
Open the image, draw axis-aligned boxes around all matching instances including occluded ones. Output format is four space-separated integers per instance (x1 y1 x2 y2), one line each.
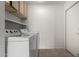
24 2 28 17
12 1 19 10
5 1 10 4
20 1 24 15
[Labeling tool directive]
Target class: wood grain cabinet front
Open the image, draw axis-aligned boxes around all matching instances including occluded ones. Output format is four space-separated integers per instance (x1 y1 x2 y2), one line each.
5 1 28 20
19 1 24 15
12 1 19 11
24 2 28 17
19 1 28 19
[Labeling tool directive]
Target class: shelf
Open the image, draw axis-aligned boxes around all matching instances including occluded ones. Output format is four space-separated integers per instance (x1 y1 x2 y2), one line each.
5 2 27 20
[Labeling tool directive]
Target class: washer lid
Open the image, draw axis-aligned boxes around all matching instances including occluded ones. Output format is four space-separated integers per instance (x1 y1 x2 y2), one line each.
8 37 29 42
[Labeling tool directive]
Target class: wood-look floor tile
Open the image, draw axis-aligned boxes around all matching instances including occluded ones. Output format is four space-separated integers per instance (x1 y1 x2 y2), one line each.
38 49 73 57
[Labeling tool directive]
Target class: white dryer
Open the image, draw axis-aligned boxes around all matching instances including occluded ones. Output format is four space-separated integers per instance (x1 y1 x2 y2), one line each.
7 30 39 57
8 37 30 57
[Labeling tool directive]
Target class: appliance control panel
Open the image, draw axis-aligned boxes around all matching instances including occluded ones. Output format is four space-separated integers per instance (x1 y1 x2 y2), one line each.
5 29 21 37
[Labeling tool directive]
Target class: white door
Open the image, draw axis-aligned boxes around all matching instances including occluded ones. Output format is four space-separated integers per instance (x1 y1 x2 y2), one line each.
66 2 79 56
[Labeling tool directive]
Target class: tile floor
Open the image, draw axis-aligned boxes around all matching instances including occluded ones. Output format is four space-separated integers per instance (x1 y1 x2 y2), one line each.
38 49 74 57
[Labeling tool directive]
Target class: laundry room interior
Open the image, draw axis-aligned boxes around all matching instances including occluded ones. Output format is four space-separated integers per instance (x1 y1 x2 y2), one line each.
0 1 79 57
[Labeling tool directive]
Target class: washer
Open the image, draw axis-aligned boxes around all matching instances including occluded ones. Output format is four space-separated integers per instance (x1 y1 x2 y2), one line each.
5 29 39 57
7 37 30 57
5 29 21 57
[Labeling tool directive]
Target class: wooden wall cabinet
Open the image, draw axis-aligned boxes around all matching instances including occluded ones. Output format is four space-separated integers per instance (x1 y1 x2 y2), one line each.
12 1 19 11
24 2 28 17
5 1 28 20
19 1 24 15
19 1 28 18
5 1 17 13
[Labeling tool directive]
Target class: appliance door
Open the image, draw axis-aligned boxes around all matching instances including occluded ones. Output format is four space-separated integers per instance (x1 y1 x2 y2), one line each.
7 37 29 57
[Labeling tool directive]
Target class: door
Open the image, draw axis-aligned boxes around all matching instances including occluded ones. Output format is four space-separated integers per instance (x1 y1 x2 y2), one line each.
66 2 79 56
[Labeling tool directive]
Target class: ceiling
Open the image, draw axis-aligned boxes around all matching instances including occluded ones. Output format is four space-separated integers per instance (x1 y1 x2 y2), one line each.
27 1 65 5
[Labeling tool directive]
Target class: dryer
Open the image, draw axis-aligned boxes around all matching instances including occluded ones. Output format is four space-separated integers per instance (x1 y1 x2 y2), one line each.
5 29 39 57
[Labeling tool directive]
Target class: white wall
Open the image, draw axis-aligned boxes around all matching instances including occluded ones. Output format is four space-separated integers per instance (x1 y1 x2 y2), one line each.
27 4 65 49
54 4 65 48
0 2 5 56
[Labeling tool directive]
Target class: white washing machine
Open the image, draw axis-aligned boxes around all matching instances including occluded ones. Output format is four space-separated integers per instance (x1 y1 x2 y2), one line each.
6 29 39 57
8 37 30 57
5 29 21 57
